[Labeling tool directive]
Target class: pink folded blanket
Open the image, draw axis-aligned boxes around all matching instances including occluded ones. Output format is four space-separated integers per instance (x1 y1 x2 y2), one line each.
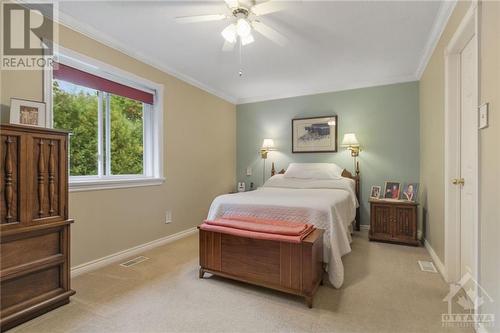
200 216 315 243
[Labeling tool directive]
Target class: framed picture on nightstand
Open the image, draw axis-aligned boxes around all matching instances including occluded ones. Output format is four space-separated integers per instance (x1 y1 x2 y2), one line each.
384 181 401 199
370 186 381 199
401 183 419 202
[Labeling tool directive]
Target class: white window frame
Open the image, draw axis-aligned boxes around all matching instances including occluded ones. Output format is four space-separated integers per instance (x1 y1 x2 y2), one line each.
44 46 164 191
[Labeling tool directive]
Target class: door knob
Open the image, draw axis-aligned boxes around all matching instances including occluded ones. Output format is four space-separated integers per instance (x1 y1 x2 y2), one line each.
452 178 465 185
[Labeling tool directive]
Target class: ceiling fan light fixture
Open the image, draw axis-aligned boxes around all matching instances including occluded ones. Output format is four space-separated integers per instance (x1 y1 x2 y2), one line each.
236 18 251 37
241 33 254 46
221 24 237 43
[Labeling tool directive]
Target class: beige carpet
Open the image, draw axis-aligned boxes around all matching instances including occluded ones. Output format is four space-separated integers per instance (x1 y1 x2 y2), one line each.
11 231 471 333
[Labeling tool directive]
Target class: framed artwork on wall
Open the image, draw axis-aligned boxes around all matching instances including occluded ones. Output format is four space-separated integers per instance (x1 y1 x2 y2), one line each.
292 115 338 153
10 98 47 127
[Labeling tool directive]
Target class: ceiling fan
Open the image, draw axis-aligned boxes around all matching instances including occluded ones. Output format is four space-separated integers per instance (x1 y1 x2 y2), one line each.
175 0 288 51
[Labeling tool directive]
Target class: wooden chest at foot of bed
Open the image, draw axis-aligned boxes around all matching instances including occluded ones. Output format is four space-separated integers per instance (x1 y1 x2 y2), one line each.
198 228 324 308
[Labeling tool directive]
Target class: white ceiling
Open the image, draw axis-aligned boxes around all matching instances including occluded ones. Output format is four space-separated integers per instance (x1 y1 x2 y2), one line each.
57 1 454 104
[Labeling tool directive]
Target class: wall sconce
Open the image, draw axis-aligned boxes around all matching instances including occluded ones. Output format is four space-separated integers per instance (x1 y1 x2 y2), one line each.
341 133 361 173
260 139 274 159
341 133 360 157
260 139 275 184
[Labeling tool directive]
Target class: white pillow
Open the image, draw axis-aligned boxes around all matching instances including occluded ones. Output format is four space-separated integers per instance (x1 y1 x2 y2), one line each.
283 163 344 180
264 174 354 189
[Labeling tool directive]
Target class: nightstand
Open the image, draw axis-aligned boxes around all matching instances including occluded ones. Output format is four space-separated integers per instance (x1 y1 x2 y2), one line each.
369 199 419 246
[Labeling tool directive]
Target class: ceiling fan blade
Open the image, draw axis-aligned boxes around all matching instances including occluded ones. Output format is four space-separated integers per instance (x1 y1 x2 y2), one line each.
222 40 236 52
252 21 288 46
251 1 286 16
175 14 226 24
224 0 239 9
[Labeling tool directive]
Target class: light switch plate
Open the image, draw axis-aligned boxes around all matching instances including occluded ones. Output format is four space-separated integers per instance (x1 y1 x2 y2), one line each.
246 167 252 176
479 103 489 129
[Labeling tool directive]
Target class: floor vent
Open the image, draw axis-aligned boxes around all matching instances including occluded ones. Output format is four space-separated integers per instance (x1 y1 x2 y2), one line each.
418 260 438 273
120 256 150 267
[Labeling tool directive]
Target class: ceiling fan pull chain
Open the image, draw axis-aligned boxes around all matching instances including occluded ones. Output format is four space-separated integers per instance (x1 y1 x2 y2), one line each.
239 38 243 77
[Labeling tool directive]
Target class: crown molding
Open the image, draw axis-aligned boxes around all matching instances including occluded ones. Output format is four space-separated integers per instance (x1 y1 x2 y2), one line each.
415 0 457 79
236 74 417 105
54 11 238 104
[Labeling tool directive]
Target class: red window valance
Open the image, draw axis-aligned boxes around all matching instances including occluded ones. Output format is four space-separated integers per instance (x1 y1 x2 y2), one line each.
53 63 154 105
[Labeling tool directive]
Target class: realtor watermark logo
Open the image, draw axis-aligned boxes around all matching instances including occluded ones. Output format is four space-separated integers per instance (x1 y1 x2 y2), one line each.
1 1 58 70
442 272 495 329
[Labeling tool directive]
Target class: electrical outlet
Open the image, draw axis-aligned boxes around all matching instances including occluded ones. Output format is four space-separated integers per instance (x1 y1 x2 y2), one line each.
246 167 252 176
165 210 172 224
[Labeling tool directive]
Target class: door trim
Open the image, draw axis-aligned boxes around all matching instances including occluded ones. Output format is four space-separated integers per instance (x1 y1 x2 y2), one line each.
444 2 479 284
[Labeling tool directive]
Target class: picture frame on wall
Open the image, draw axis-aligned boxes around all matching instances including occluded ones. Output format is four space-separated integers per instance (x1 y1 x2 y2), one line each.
370 186 381 199
10 98 47 128
401 183 419 202
292 115 338 153
384 181 401 199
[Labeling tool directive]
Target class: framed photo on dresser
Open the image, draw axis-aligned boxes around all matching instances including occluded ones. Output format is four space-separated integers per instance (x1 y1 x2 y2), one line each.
292 116 338 153
9 98 47 127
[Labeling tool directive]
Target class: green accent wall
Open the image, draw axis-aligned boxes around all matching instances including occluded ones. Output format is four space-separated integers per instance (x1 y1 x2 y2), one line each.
236 81 419 226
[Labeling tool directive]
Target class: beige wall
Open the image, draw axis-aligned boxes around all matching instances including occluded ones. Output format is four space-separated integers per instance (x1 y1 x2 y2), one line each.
419 1 469 261
421 0 500 326
1 23 236 266
478 0 500 327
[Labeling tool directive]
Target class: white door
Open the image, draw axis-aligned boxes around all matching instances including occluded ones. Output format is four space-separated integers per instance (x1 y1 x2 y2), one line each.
459 35 477 277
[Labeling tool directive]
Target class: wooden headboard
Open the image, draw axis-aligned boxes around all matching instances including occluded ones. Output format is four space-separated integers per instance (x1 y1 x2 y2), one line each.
270 162 361 231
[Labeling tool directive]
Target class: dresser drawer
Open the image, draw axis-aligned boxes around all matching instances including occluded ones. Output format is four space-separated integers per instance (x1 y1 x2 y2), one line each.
1 229 63 271
1 265 62 311
0 225 68 274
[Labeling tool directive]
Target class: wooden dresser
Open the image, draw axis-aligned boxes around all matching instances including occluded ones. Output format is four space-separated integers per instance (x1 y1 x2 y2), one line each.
0 124 74 331
369 199 419 246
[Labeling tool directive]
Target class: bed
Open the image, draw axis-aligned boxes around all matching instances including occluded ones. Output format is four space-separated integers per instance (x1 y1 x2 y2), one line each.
206 163 360 288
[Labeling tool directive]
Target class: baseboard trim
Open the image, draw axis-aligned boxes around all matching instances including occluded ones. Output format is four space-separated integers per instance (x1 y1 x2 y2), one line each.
424 239 447 281
71 227 198 278
359 225 370 231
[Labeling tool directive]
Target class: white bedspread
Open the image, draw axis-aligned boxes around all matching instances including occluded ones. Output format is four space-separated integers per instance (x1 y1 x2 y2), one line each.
207 176 358 288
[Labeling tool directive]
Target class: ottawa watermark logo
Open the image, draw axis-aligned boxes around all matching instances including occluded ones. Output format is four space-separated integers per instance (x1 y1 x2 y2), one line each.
442 271 495 329
1 1 58 70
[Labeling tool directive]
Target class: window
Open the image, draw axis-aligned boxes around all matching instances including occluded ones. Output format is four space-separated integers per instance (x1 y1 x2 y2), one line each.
53 80 99 176
46 49 163 191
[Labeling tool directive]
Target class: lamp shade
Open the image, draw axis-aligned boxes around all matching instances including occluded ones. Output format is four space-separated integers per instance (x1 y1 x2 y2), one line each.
236 18 251 37
221 24 237 43
341 133 359 147
262 139 274 149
